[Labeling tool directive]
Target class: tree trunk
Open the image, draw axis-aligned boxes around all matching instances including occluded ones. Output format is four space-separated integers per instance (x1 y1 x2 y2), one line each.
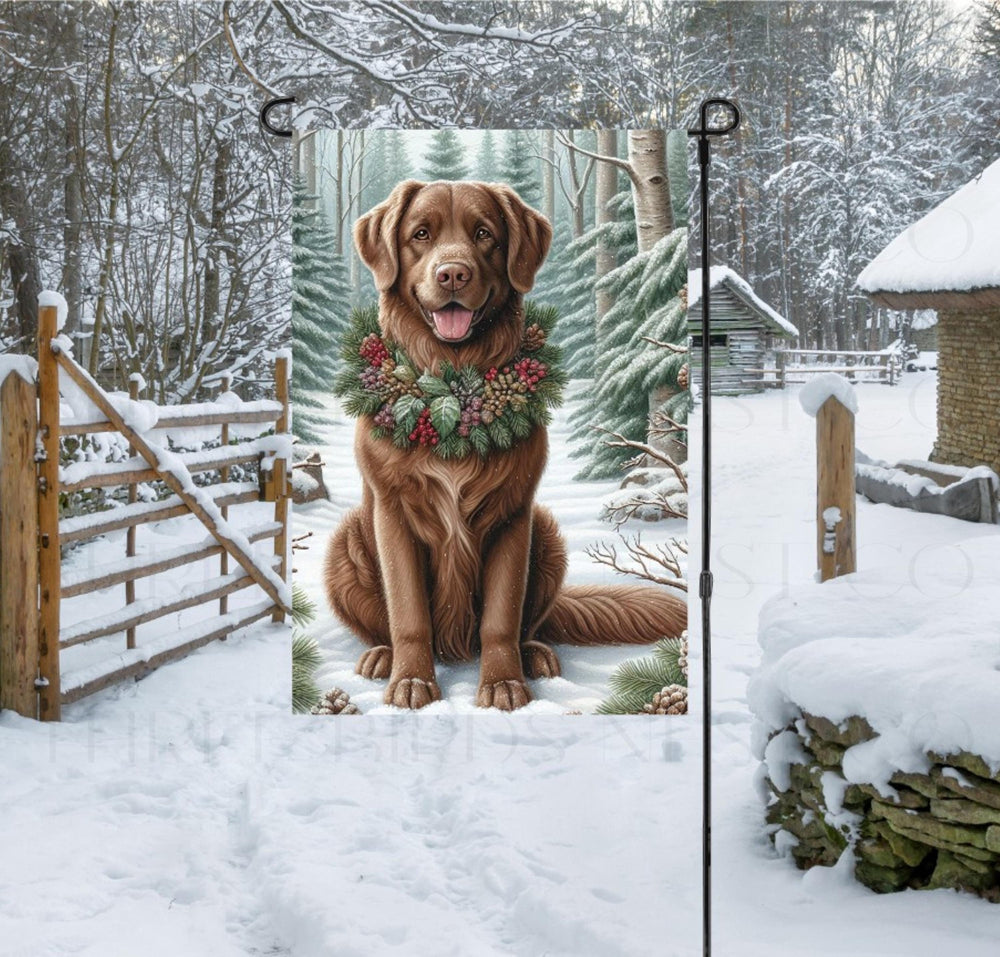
203 135 230 344
627 130 672 255
542 129 555 224
335 129 344 256
62 11 83 338
627 130 683 462
594 129 618 335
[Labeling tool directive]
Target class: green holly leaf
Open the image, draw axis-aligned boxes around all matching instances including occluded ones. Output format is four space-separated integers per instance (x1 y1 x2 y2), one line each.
430 394 461 437
417 373 451 397
394 394 424 431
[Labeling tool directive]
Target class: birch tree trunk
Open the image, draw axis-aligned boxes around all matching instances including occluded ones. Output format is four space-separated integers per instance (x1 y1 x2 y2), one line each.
594 129 618 344
626 130 684 462
627 129 672 254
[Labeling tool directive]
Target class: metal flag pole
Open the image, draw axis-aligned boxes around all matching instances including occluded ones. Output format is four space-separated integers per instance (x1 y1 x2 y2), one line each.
688 97 741 957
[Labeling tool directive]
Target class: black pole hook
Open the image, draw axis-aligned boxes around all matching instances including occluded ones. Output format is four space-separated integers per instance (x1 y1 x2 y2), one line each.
687 95 741 957
259 96 296 138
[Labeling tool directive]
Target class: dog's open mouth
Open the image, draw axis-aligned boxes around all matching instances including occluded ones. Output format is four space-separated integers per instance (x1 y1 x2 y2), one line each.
427 301 486 341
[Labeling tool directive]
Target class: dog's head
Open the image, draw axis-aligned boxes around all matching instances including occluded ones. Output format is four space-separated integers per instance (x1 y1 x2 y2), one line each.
354 180 552 344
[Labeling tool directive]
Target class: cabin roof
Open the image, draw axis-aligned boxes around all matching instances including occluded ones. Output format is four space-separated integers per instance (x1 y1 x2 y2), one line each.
688 266 799 337
857 157 1000 310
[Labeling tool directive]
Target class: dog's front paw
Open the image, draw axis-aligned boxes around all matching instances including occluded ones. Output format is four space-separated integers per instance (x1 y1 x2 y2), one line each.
356 646 393 680
384 676 441 710
521 640 561 679
477 679 532 711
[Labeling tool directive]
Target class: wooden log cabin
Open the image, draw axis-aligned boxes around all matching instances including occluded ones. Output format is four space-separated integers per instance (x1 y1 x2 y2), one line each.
687 267 799 394
857 156 1000 474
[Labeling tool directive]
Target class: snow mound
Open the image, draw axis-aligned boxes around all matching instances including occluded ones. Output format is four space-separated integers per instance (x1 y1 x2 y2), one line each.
39 289 69 331
798 373 858 417
0 354 38 387
857 156 1000 294
749 534 1000 786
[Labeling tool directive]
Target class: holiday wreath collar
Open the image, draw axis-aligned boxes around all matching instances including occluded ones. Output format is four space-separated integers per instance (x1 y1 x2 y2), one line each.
334 302 566 459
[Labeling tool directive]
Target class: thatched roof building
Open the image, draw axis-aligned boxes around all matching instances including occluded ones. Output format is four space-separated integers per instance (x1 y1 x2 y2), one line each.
857 157 1000 472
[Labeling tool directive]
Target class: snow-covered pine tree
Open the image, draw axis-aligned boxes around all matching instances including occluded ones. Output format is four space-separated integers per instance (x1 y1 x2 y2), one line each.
476 129 499 181
423 129 469 181
568 129 689 479
499 130 541 207
292 177 351 444
538 224 599 378
568 218 688 479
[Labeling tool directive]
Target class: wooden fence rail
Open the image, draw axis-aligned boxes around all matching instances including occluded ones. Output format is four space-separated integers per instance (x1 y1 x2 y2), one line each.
747 348 901 390
0 304 291 721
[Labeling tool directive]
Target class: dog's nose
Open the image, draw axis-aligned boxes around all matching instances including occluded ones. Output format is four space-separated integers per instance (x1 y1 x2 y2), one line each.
435 261 471 292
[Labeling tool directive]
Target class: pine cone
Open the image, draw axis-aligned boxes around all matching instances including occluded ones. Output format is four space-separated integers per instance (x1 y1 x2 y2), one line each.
311 687 361 715
482 369 528 420
522 323 547 352
678 631 688 681
643 684 687 715
677 363 689 391
678 284 688 311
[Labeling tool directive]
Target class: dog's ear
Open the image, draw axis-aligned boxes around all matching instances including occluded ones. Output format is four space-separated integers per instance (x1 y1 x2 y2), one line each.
490 184 553 294
354 180 425 291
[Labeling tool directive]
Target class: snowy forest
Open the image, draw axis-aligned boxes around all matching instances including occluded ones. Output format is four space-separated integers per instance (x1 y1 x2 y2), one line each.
3 1 998 397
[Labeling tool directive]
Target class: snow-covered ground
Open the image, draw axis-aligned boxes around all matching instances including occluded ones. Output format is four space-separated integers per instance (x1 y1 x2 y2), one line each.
293 382 687 713
3 370 998 955
0 383 699 956
703 371 1000 954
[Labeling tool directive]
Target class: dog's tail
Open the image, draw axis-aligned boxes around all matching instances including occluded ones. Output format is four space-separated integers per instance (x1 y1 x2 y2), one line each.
535 585 686 646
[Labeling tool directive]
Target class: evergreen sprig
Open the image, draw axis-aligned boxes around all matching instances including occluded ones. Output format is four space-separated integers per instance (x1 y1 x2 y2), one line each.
596 637 687 715
292 631 323 714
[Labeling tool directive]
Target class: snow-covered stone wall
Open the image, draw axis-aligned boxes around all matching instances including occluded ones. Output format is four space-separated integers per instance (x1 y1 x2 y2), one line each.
751 538 1000 900
934 308 1000 474
762 713 1000 899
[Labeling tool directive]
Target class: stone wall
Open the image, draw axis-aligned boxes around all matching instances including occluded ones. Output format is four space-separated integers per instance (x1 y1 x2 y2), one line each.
934 309 1000 474
765 712 1000 900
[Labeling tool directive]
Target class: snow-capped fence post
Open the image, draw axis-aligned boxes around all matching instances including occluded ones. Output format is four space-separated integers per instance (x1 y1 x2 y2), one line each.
0 369 42 718
271 355 290 624
36 304 62 720
799 375 857 582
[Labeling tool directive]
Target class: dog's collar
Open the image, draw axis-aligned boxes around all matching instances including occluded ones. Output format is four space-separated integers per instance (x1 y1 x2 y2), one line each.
334 302 566 459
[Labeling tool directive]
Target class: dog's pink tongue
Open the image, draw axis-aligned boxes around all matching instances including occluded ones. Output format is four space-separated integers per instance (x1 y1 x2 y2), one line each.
432 305 474 340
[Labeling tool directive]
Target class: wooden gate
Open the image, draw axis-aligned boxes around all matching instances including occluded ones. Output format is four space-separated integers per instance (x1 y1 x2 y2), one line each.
0 305 291 720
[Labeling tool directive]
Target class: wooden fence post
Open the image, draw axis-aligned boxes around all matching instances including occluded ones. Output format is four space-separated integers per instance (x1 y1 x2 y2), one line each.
0 371 41 718
125 376 139 649
272 355 289 624
220 372 232 617
37 305 62 719
816 394 856 582
777 350 786 390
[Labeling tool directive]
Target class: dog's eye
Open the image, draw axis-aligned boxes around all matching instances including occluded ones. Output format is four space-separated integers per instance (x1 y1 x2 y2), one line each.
475 227 492 241
413 228 430 241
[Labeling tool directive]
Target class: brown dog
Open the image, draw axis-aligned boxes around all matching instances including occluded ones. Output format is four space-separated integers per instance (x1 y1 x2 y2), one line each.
323 180 686 710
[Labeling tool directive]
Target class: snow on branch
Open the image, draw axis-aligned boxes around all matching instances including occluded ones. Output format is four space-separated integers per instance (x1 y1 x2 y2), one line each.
368 0 595 49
